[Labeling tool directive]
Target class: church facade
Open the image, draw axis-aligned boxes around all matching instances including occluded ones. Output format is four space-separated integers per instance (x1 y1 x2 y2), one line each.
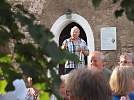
8 0 134 71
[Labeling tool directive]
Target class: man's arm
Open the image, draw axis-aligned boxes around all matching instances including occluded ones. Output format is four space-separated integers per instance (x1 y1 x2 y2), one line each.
80 39 89 56
81 49 89 56
61 39 68 49
61 42 68 49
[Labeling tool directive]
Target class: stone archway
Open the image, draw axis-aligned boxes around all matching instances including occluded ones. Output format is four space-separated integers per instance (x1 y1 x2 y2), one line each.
51 13 94 74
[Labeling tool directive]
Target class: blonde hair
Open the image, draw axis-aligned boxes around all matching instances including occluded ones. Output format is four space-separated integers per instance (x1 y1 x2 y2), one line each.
110 66 134 96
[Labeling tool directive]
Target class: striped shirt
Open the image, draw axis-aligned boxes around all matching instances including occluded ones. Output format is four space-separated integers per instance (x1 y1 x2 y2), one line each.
62 37 89 68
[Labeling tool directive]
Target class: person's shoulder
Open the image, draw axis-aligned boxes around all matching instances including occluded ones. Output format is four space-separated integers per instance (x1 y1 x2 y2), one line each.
104 67 112 73
129 92 134 97
63 38 70 42
66 38 71 41
79 38 87 44
112 94 119 100
80 38 85 41
50 94 57 100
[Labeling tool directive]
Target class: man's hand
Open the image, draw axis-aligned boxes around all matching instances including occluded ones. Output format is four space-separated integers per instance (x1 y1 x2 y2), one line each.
62 42 68 49
27 77 33 87
79 47 84 52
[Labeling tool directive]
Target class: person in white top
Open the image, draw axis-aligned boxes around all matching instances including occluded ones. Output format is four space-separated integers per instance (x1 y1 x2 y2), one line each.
0 77 41 100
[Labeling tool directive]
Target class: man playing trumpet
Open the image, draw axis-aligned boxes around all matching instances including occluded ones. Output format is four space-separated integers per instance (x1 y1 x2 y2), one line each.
62 26 89 74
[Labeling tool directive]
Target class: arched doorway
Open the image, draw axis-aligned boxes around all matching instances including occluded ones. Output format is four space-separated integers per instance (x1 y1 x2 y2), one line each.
59 22 88 75
51 13 95 75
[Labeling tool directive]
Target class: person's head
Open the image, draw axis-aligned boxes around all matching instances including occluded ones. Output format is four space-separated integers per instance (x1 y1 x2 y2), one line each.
109 66 134 96
66 67 112 100
60 74 69 100
70 26 80 40
119 53 134 67
88 51 104 70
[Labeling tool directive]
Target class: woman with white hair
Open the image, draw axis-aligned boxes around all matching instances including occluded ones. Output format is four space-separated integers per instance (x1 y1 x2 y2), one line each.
60 74 69 100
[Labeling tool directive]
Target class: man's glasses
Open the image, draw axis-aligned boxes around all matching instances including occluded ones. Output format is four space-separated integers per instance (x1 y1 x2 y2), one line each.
118 61 133 64
66 90 71 96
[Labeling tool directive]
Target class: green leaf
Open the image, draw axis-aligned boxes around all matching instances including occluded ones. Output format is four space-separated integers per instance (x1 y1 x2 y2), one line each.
92 0 102 9
28 25 49 44
121 0 127 8
0 2 13 25
119 0 134 20
44 28 54 41
15 12 32 26
1 67 22 91
50 69 63 100
0 54 12 63
43 42 62 63
46 60 58 69
115 9 124 18
126 9 134 21
62 49 79 63
34 83 47 91
15 43 37 56
40 92 50 100
0 80 7 93
113 0 119 3
20 61 42 77
0 30 10 45
10 23 25 40
15 4 29 14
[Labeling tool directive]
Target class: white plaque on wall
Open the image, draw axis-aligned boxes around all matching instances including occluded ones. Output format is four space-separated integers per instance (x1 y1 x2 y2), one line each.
100 27 117 50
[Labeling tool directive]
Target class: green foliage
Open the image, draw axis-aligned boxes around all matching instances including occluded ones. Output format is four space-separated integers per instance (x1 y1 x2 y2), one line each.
92 0 102 9
121 0 134 21
0 0 79 100
0 80 7 93
93 0 134 22
113 0 119 4
115 9 124 18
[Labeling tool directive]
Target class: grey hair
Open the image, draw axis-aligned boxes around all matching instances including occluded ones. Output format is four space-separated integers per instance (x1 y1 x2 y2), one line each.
91 51 104 60
66 67 113 100
120 53 134 65
100 53 104 60
70 26 80 34
130 53 134 65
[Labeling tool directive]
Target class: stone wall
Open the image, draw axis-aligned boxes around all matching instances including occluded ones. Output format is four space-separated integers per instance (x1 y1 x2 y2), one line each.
8 0 134 70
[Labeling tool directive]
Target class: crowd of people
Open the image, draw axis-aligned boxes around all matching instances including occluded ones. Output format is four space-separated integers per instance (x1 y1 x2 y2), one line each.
1 25 134 100
59 26 134 100
58 52 134 100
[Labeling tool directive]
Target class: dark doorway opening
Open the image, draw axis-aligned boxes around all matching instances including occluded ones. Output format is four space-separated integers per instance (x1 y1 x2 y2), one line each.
59 22 87 75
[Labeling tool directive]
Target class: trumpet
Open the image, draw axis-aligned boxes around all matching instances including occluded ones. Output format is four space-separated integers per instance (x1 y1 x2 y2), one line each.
75 43 83 62
79 43 82 62
79 51 82 62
